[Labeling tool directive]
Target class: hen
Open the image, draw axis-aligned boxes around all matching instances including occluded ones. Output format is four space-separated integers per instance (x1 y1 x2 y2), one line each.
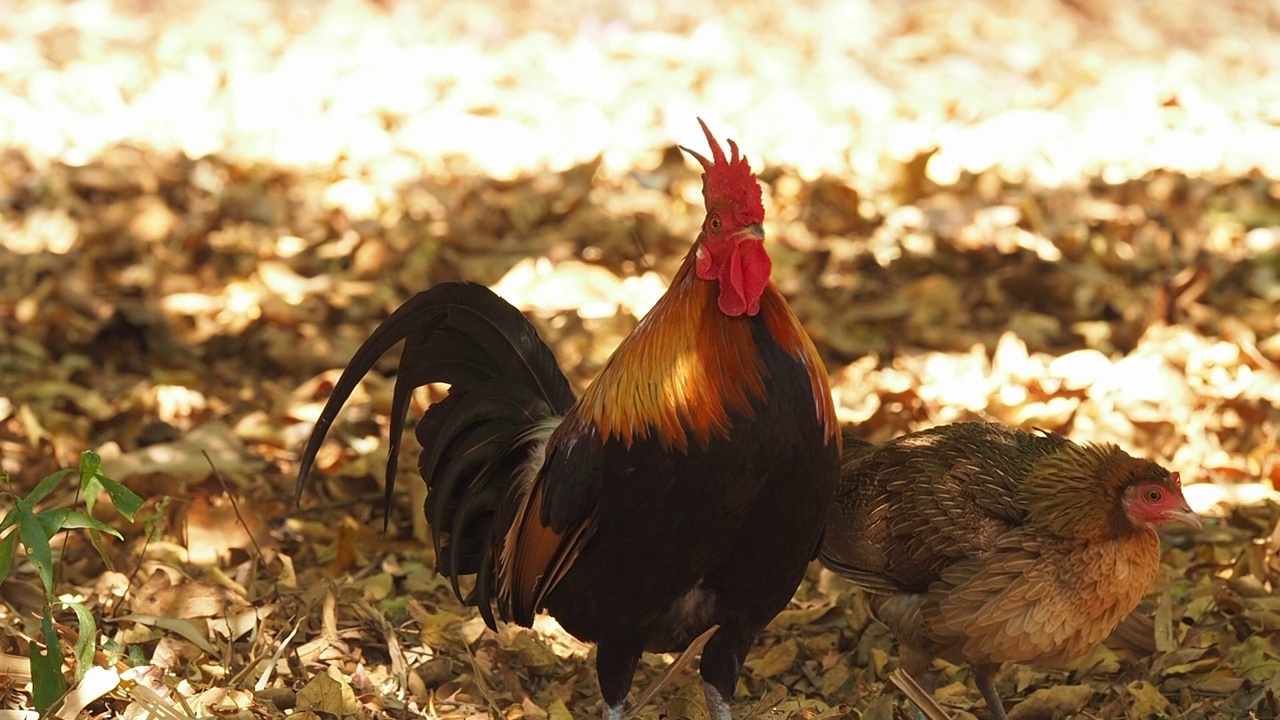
819 422 1199 720
296 120 840 720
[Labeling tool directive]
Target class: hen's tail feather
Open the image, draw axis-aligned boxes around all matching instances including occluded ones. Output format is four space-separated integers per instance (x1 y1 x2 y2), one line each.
294 282 575 617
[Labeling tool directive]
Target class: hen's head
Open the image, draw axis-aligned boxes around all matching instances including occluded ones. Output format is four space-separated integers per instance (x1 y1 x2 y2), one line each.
680 118 769 317
1025 442 1201 539
1120 470 1201 529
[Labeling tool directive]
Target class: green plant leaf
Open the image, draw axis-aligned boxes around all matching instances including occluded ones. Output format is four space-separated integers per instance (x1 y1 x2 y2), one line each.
80 451 105 517
30 610 67 712
79 450 103 477
25 468 73 507
127 644 146 666
65 601 97 683
87 530 116 574
18 508 54 600
81 476 102 518
95 474 143 521
78 451 142 521
0 504 19 533
143 496 172 542
42 510 123 540
37 507 71 537
0 529 17 586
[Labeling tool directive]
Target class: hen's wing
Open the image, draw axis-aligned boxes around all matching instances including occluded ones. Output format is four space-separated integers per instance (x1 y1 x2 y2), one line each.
824 423 1067 592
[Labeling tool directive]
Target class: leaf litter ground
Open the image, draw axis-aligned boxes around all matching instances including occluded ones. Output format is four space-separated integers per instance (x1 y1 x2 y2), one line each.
2 1 1280 718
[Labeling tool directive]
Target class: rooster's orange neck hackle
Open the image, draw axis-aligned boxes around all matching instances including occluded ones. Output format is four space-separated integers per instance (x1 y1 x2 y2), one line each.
569 119 836 453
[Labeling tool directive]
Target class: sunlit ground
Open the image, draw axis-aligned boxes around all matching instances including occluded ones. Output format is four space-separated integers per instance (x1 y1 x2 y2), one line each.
2 0 1280 718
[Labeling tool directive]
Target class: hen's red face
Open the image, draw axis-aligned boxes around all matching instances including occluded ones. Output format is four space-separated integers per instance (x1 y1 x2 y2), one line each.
1122 471 1201 529
680 119 770 317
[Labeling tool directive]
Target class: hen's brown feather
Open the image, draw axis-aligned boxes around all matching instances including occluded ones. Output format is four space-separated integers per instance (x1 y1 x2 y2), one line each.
821 422 1191 718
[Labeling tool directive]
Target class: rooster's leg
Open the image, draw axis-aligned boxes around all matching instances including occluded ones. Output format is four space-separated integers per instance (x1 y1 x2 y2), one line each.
973 665 1008 720
702 682 732 720
625 626 717 719
699 623 756 720
597 640 643 720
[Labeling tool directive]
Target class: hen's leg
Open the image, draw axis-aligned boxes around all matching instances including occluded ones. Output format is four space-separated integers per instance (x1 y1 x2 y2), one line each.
973 665 1008 720
597 640 643 720
699 623 757 720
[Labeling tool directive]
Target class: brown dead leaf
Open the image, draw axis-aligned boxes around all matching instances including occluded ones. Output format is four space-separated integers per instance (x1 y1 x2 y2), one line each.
504 632 561 673
521 697 549 720
817 663 853 699
177 489 273 565
192 686 255 715
1125 680 1170 719
357 572 395 602
109 422 266 482
546 698 573 720
663 679 710 720
296 668 358 717
409 601 469 651
858 695 897 720
769 605 840 630
750 639 800 680
329 519 364 574
1192 674 1246 695
1006 685 1093 720
54 666 120 720
1225 635 1280 682
131 570 250 619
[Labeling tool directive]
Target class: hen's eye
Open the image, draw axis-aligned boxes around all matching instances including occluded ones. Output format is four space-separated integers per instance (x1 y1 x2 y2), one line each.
709 216 722 232
1145 488 1163 503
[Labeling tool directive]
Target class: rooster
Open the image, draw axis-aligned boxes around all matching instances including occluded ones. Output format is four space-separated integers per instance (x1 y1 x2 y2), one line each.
296 120 841 720
819 422 1200 720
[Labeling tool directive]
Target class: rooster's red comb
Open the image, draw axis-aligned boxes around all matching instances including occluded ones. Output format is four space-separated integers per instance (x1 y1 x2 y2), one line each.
679 118 764 226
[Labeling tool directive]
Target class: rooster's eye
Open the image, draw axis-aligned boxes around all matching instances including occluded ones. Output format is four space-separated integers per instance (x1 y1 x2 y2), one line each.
1145 488 1163 503
709 216 722 232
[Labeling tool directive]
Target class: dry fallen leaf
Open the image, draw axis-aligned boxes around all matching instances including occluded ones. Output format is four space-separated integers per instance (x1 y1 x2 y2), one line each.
1005 685 1093 720
1125 680 1171 719
750 639 800 680
296 668 359 717
130 570 250 619
177 489 273 565
662 678 711 720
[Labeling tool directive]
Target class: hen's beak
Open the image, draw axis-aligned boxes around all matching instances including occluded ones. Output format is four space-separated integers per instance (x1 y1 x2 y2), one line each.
1166 503 1202 529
